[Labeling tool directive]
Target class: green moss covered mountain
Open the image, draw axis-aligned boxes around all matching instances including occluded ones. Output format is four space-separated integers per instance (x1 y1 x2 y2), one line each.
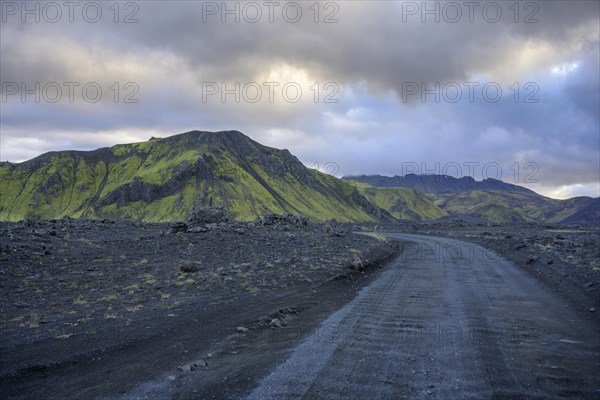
0 130 394 222
345 175 599 224
430 190 599 224
347 181 448 220
2 130 597 224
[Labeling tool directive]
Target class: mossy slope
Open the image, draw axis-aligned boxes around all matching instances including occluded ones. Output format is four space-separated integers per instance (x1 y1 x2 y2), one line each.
347 181 447 220
0 131 393 222
430 190 599 224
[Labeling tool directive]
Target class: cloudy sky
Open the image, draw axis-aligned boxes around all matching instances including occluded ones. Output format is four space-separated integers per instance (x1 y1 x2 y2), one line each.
1 0 598 198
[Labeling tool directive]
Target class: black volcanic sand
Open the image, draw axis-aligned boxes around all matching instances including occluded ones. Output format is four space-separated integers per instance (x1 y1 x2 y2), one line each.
368 220 600 322
1 219 599 399
0 218 398 399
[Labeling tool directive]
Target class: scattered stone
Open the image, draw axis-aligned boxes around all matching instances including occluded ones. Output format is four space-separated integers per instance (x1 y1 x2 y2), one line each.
261 213 309 227
278 307 297 315
193 360 207 370
270 318 286 328
236 326 250 333
180 264 200 273
178 364 192 372
297 214 309 226
584 282 595 288
187 205 233 226
324 219 336 234
525 257 536 265
178 359 208 372
170 222 188 233
351 255 364 271
188 226 208 233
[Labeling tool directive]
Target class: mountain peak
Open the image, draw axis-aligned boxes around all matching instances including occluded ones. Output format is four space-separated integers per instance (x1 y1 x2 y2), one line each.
0 130 389 223
157 129 252 146
343 174 536 195
179 129 246 139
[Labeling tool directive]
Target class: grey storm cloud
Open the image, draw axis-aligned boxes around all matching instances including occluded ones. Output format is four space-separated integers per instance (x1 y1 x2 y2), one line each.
0 0 598 198
3 1 599 90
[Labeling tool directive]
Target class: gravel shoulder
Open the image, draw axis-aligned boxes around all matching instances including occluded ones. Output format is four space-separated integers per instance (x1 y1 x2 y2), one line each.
0 218 398 399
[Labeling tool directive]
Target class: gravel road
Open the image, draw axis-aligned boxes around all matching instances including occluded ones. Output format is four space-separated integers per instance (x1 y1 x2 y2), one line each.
245 234 600 399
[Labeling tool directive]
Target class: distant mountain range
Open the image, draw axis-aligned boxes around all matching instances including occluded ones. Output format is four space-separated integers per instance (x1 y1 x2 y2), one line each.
344 174 536 194
1 130 597 224
344 175 599 224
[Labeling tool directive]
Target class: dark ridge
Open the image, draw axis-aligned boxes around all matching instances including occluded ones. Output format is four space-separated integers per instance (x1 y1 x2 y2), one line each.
343 174 537 195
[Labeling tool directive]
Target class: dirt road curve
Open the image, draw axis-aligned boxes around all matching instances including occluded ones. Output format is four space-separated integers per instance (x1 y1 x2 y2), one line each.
245 234 600 400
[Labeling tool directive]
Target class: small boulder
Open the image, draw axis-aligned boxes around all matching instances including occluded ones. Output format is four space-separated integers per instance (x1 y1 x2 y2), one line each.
525 257 536 265
178 359 207 372
193 359 207 369
187 205 233 226
278 307 297 314
170 222 188 233
324 219 336 234
178 364 192 372
261 213 308 227
180 264 200 273
236 326 250 333
351 255 364 271
297 214 309 226
270 318 286 329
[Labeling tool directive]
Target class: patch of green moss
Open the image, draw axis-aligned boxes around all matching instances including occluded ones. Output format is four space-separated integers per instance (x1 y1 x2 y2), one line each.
348 181 447 220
